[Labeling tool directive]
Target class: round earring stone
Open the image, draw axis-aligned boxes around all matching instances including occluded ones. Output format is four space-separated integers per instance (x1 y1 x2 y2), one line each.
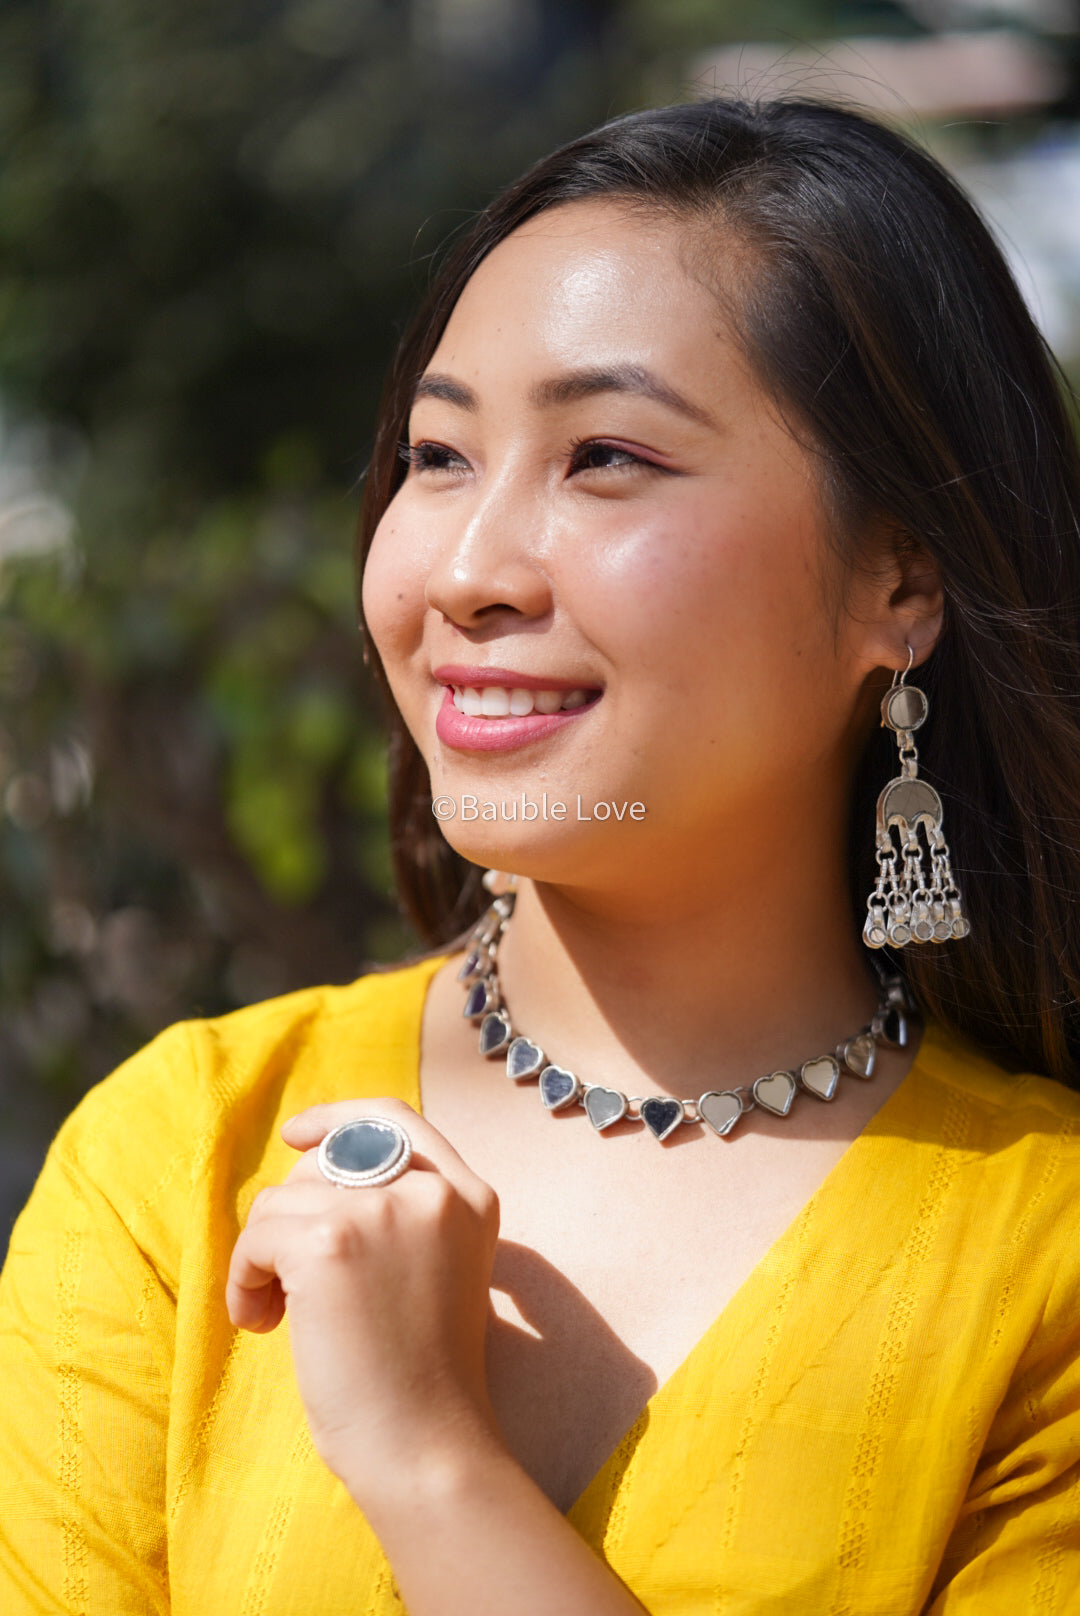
882 685 928 732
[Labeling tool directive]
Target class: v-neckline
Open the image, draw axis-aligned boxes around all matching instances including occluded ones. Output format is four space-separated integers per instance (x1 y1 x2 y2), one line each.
565 1031 936 1521
410 950 934 1523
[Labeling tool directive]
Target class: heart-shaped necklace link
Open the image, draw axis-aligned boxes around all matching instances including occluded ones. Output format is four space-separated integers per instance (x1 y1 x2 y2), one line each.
460 874 914 1145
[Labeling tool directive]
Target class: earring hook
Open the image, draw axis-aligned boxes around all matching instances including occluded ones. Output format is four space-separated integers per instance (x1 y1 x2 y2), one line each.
891 643 915 690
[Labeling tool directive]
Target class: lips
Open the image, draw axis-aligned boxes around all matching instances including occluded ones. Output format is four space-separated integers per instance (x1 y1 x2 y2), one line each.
432 666 602 753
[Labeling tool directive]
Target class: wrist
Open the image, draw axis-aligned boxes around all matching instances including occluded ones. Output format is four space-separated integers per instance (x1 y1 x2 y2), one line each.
339 1402 514 1528
342 1430 648 1616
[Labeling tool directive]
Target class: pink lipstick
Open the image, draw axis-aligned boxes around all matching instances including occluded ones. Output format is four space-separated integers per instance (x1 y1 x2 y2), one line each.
433 665 602 754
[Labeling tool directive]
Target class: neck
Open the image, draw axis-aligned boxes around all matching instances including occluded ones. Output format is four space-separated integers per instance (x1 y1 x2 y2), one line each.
492 819 881 1100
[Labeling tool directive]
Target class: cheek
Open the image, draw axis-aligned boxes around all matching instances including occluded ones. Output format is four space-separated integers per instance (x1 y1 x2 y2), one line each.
567 488 821 688
361 514 427 659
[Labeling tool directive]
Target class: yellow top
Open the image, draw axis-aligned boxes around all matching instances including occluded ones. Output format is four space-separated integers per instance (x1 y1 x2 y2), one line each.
2 953 1080 1615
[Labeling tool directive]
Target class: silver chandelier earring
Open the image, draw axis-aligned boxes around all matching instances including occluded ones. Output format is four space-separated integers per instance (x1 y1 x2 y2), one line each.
863 647 970 951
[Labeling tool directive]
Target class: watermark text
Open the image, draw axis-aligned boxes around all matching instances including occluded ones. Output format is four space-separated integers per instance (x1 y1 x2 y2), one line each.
431 792 646 823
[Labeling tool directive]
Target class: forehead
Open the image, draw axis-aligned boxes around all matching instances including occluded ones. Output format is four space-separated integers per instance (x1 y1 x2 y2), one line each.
426 199 740 391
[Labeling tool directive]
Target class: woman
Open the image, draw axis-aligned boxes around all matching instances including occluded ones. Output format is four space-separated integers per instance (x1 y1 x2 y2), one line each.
2 96 1080 1614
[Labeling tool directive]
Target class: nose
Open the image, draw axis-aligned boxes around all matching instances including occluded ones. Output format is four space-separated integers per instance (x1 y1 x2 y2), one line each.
424 478 552 631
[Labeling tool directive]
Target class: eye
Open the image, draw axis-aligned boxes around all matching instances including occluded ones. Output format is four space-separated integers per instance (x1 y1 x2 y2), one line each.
567 438 660 475
397 440 469 476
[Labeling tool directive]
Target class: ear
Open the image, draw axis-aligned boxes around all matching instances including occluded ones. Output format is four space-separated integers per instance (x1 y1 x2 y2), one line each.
848 526 944 675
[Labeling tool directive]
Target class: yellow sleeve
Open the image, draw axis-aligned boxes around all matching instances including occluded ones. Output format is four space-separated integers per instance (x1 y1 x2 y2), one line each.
925 1207 1080 1612
0 1025 196 1615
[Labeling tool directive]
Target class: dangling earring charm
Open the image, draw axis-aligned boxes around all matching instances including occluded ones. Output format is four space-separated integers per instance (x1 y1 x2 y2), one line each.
863 648 970 950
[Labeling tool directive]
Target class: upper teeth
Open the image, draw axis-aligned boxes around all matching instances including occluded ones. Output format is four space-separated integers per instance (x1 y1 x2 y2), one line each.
451 686 594 717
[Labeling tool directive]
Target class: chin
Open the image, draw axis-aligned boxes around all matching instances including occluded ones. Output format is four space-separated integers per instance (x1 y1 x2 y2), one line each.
438 808 644 889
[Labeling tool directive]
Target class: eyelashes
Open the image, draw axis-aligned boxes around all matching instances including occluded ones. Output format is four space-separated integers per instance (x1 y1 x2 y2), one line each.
564 437 649 473
397 441 464 473
397 438 668 478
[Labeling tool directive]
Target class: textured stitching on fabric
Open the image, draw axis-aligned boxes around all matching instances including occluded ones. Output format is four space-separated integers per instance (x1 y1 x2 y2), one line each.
961 1395 984 1484
1030 1463 1078 1610
207 1003 325 1124
56 1223 88 1613
186 1023 265 1185
915 1033 1079 1124
130 1151 189 1229
1032 1520 1068 1610
238 1422 315 1616
830 1093 971 1606
600 1409 651 1562
133 1268 159 1334
168 1328 243 1523
74 1025 200 1249
712 1224 806 1615
370 1561 407 1613
990 1118 1073 1354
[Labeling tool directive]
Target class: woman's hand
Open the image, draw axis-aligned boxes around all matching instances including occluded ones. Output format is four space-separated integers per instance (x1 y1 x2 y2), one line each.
228 1096 646 1616
226 1098 503 1512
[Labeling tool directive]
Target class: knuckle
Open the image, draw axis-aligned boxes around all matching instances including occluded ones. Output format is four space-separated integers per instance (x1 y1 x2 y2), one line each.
249 1185 277 1218
365 1192 397 1234
414 1173 455 1213
308 1213 360 1261
408 1174 464 1232
306 1188 396 1257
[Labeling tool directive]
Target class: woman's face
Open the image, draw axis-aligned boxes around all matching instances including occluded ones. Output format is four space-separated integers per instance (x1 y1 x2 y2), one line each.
363 200 891 889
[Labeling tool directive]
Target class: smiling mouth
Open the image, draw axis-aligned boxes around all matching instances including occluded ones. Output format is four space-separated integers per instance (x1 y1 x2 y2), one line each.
447 683 602 718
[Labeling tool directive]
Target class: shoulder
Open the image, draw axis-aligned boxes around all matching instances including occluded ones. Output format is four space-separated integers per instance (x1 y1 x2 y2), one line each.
863 1017 1080 1239
23 953 450 1281
177 949 450 1101
896 1019 1080 1312
62 950 449 1149
912 1017 1080 1133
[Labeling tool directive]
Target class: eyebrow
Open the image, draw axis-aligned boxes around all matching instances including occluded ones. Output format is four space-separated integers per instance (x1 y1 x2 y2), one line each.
411 364 717 430
411 373 478 410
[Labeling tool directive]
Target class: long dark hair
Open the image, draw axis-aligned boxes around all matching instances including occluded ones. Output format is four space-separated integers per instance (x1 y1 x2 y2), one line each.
356 97 1080 1088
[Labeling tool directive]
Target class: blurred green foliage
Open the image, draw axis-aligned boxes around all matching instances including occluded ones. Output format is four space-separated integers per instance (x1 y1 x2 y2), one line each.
0 0 636 1131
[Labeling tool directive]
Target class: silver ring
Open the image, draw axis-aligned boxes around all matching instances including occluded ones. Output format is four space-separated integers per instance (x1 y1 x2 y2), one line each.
316 1118 413 1188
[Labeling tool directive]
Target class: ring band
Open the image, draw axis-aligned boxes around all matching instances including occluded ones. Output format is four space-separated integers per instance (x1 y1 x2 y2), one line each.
316 1118 413 1188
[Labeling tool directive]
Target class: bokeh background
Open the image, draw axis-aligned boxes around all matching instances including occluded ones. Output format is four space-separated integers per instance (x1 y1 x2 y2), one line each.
3 0 1080 1250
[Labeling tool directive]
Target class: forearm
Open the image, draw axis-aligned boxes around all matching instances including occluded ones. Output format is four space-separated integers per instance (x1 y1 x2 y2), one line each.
353 1438 646 1616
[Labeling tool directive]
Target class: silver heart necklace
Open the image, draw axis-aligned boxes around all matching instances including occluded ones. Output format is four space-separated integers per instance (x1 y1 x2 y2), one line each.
459 878 914 1144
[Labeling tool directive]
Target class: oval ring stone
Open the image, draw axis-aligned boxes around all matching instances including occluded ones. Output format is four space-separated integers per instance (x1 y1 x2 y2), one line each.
317 1118 412 1187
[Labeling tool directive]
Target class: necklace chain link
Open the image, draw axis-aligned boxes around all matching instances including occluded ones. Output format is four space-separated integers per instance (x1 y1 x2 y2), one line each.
458 887 917 1144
